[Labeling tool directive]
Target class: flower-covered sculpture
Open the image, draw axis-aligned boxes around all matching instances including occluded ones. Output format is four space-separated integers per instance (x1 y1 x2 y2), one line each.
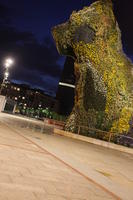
52 0 133 135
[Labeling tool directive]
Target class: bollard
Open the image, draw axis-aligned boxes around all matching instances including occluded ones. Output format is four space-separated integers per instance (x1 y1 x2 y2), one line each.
78 126 80 135
108 132 112 142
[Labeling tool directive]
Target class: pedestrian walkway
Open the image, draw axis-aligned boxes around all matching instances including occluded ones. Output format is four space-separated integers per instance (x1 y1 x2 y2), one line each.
0 120 117 200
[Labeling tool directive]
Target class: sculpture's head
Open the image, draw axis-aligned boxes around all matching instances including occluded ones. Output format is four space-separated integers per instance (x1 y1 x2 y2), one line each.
52 0 119 61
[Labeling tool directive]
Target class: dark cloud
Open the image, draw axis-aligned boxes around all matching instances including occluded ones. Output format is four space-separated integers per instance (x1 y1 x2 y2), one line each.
0 27 36 46
11 67 59 96
14 39 62 77
0 2 64 95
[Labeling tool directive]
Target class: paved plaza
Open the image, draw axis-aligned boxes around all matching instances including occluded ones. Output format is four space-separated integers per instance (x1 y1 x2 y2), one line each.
0 113 133 199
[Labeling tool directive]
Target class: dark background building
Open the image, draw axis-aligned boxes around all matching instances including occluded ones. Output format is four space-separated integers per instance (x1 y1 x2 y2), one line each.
0 81 58 112
56 57 75 115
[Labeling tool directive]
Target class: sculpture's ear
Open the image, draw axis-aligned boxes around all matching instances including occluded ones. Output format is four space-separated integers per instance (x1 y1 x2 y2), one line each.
73 24 95 44
100 0 112 7
99 0 113 18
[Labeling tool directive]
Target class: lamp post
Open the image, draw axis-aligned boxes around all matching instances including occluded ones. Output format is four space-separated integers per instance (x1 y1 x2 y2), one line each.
0 58 14 95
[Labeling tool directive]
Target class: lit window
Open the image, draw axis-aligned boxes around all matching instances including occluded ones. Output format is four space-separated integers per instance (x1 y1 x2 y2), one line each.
15 97 17 100
22 97 25 99
17 88 20 91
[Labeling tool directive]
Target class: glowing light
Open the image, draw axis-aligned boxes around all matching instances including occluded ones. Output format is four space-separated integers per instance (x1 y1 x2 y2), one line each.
6 58 13 65
4 72 9 78
59 82 75 88
5 63 10 68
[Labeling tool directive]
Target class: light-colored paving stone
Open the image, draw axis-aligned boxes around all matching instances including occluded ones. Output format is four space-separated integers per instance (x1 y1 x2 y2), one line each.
0 115 117 200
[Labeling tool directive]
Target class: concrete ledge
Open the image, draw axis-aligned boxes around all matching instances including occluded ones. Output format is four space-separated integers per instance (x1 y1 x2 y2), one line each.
54 128 133 155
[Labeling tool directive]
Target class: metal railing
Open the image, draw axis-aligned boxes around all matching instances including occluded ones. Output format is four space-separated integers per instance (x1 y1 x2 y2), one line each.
75 125 113 142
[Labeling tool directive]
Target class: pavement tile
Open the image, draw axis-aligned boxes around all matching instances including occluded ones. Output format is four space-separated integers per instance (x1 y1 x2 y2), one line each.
0 114 116 200
0 186 37 200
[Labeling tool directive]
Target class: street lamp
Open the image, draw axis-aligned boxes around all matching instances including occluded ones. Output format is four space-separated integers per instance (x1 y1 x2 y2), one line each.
6 58 13 65
0 58 14 94
4 72 9 79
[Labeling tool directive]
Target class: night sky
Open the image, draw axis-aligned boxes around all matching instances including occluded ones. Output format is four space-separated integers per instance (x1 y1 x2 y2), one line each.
0 0 133 96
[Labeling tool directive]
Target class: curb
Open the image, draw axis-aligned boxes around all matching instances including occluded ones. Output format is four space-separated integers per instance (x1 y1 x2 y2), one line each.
54 128 133 155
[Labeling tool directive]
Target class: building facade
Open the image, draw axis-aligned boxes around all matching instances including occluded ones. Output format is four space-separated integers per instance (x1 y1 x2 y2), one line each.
56 57 75 115
0 81 58 112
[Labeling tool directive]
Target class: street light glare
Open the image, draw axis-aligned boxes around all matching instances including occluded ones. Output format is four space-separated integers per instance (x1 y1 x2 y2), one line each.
6 58 13 65
0 57 14 94
5 62 10 68
5 72 9 77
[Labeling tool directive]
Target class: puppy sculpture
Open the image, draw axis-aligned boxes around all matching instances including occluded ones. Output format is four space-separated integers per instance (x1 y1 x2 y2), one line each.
52 0 133 135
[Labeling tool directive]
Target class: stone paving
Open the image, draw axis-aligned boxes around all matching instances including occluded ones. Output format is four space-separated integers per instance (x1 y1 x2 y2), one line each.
0 120 116 200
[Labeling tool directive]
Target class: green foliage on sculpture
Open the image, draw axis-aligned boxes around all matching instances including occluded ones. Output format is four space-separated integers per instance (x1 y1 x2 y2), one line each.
83 62 107 111
52 0 133 135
